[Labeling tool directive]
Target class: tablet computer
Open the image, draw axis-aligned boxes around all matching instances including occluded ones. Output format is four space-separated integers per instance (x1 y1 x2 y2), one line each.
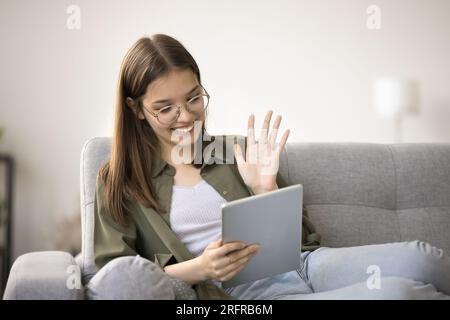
221 184 303 289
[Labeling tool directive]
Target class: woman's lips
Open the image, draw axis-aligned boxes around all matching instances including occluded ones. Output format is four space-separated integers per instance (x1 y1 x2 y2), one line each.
171 123 195 133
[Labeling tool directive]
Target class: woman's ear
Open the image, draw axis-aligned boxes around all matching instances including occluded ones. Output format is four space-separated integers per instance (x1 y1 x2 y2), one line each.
126 97 145 120
125 97 135 108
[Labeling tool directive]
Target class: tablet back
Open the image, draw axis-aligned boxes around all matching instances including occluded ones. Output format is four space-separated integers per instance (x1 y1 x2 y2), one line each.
221 184 303 288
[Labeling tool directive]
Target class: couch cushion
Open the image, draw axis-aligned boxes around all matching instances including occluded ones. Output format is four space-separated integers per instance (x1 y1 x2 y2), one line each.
282 143 450 254
3 251 84 300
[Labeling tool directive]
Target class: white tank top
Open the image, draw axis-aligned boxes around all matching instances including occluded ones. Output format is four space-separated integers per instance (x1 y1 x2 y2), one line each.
169 179 227 258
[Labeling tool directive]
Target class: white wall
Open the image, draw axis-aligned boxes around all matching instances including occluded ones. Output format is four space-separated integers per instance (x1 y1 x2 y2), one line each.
0 0 449 259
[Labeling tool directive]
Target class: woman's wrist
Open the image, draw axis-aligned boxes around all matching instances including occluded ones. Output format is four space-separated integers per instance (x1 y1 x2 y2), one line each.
192 255 209 282
251 184 279 195
164 256 208 285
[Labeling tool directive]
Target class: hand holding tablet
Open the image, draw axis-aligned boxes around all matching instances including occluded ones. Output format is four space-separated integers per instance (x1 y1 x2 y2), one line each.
221 184 303 288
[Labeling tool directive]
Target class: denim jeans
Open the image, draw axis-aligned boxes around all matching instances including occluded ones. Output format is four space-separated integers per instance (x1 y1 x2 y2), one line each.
224 240 450 300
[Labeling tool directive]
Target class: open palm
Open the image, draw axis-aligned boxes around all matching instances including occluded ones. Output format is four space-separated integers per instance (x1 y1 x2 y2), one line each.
233 110 290 195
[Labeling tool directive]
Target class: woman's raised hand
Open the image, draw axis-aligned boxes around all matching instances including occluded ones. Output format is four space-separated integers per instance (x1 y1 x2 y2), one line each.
233 110 290 195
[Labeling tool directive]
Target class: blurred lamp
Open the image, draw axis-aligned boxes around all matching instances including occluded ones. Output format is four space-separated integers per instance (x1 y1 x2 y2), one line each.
373 77 419 143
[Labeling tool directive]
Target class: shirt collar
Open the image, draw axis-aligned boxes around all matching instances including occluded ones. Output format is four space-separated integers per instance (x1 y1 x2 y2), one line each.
151 152 169 178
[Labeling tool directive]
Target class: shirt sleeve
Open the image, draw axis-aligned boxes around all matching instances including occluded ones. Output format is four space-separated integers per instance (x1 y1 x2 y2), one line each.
275 172 322 251
93 174 138 270
93 175 175 270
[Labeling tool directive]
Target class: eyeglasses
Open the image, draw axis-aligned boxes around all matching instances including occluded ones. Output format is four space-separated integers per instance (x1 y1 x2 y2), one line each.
142 87 210 126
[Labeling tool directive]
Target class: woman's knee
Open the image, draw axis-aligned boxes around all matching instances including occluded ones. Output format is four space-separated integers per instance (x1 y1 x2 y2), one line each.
377 276 448 300
86 255 175 300
401 240 446 277
405 240 444 256
303 240 449 294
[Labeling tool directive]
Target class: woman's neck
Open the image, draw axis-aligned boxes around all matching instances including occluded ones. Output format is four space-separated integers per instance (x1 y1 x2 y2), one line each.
161 143 196 167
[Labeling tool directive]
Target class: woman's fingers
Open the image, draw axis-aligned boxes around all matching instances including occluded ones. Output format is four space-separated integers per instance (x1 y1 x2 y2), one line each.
214 243 257 267
217 244 259 270
276 129 290 153
247 114 256 145
228 244 259 263
233 143 246 166
259 110 273 144
268 115 282 149
244 111 289 164
219 254 252 280
219 252 257 282
206 239 223 249
222 264 246 282
210 243 260 281
217 241 246 257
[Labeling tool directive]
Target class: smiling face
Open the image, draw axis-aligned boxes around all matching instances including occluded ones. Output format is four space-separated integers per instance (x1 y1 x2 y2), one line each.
137 68 206 161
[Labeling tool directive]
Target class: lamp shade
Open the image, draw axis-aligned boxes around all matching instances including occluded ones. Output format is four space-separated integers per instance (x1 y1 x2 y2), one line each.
373 77 419 117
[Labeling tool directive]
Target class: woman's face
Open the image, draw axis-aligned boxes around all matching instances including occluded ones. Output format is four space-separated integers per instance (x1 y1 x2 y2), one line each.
138 68 206 157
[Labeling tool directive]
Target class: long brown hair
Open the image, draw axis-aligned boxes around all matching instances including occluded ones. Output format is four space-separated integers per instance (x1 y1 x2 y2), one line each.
99 34 208 226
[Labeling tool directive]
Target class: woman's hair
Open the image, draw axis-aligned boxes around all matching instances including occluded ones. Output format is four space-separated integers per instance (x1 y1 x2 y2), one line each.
98 34 207 226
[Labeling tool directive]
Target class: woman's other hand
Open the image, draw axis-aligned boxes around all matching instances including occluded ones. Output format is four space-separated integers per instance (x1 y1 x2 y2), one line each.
233 110 290 195
197 239 260 283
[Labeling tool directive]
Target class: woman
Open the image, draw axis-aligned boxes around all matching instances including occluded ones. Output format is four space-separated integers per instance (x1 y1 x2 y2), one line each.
92 34 450 300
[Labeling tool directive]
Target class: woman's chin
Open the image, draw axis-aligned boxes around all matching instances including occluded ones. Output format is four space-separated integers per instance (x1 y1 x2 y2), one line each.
171 140 194 149
169 130 201 147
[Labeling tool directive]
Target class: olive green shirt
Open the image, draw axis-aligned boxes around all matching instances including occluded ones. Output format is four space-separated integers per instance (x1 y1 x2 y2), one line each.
93 134 321 300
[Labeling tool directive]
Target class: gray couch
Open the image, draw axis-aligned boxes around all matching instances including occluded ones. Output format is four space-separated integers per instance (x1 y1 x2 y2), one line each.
3 137 450 299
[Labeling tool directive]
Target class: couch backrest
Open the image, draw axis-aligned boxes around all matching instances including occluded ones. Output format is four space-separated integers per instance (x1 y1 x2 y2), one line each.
79 137 111 282
283 142 450 253
80 138 450 278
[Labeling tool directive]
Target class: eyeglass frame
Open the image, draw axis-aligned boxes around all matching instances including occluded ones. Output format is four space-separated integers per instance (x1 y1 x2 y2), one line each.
139 85 210 126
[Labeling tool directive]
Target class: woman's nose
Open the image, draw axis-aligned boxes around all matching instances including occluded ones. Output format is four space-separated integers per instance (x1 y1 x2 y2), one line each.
176 104 195 121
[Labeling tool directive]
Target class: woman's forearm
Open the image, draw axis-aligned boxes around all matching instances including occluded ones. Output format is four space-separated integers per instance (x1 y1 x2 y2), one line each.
164 256 207 285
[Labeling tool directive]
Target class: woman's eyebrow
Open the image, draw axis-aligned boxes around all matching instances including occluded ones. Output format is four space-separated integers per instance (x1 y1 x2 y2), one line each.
152 85 200 105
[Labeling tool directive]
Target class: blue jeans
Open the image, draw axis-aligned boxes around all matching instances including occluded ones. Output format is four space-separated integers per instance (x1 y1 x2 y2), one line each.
224 240 450 300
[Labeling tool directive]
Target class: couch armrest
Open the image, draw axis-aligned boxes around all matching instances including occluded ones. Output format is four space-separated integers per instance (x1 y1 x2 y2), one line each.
3 251 84 300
